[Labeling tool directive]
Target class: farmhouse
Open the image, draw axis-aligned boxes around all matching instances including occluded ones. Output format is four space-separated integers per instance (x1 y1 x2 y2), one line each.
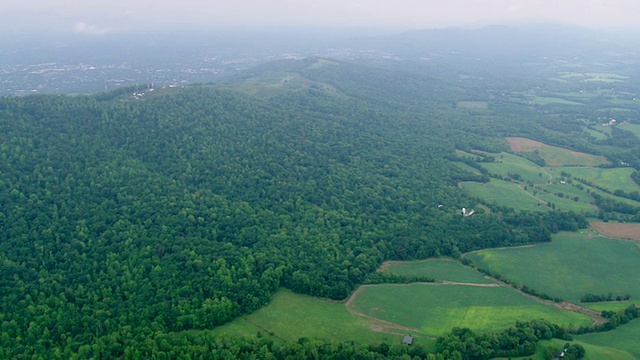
402 335 414 346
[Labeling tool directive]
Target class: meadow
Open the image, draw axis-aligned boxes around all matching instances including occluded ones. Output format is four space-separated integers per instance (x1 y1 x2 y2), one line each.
460 179 546 212
464 231 640 304
555 166 640 194
505 137 610 166
575 319 640 359
381 259 495 284
348 284 592 337
211 289 401 345
535 339 636 360
480 152 549 184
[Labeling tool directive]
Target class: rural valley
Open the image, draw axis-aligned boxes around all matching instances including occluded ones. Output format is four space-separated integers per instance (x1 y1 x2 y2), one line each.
2 20 640 360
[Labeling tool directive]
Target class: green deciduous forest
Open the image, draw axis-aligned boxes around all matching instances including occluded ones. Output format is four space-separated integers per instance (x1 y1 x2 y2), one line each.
1 53 639 358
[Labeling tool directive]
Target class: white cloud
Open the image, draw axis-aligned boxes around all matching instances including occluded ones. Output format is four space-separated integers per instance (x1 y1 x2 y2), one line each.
73 22 111 35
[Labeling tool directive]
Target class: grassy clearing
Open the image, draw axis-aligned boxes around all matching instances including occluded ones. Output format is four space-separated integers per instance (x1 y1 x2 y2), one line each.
211 289 399 344
576 319 640 359
480 152 549 184
457 101 489 110
382 259 495 284
453 161 482 175
556 166 640 194
348 284 591 337
583 127 609 141
464 231 640 304
582 301 636 312
461 179 546 212
618 123 640 137
505 137 610 166
535 339 636 360
532 97 584 106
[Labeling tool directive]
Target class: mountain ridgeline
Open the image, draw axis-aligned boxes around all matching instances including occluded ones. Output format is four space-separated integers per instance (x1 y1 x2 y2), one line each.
1 59 589 356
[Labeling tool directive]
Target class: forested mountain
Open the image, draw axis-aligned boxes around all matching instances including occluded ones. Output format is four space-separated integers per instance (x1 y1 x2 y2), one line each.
0 58 609 357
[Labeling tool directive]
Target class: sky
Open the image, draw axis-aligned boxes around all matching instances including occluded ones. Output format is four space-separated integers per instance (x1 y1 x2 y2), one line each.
3 0 640 35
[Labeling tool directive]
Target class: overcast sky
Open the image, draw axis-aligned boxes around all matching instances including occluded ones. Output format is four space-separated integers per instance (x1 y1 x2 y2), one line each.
3 0 640 35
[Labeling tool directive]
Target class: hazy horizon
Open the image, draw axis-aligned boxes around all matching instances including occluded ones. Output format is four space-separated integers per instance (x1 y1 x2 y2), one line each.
3 0 640 36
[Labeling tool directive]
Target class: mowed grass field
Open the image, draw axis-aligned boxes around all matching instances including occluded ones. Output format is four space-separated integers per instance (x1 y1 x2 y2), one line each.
461 179 547 212
348 284 591 337
575 319 640 359
480 152 549 184
505 137 610 166
555 166 640 194
535 339 636 360
464 231 640 304
382 259 495 284
211 289 400 345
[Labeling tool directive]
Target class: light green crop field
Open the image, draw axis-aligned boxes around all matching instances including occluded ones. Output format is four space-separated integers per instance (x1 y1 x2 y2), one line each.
618 123 640 137
480 152 549 184
582 301 636 312
464 231 640 304
534 190 596 213
506 137 610 166
211 289 400 345
535 339 636 360
349 284 591 337
583 72 628 83
556 166 640 194
461 179 547 212
457 101 489 110
382 259 496 284
453 161 482 175
583 127 609 140
531 97 584 106
576 319 640 359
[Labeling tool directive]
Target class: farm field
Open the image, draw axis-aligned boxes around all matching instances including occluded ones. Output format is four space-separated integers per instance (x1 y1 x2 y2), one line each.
348 284 592 337
480 152 549 184
555 166 640 194
461 179 547 212
211 289 400 345
452 161 482 175
464 231 640 304
531 96 584 106
381 259 495 284
535 339 636 360
505 137 610 166
618 123 640 137
575 319 640 359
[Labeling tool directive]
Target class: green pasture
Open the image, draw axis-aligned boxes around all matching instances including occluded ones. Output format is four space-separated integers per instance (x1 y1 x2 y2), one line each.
508 138 609 166
583 72 628 83
582 301 636 312
532 97 584 106
457 101 489 110
535 190 596 213
535 339 636 360
583 127 609 141
534 146 609 167
211 289 399 345
461 179 547 212
453 161 482 175
479 152 549 184
464 231 640 304
556 166 640 194
382 259 495 284
618 123 640 137
348 284 591 337
231 72 340 98
576 319 640 359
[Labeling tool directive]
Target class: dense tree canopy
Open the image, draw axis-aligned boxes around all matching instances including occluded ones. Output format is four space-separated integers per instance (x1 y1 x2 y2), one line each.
0 58 613 357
